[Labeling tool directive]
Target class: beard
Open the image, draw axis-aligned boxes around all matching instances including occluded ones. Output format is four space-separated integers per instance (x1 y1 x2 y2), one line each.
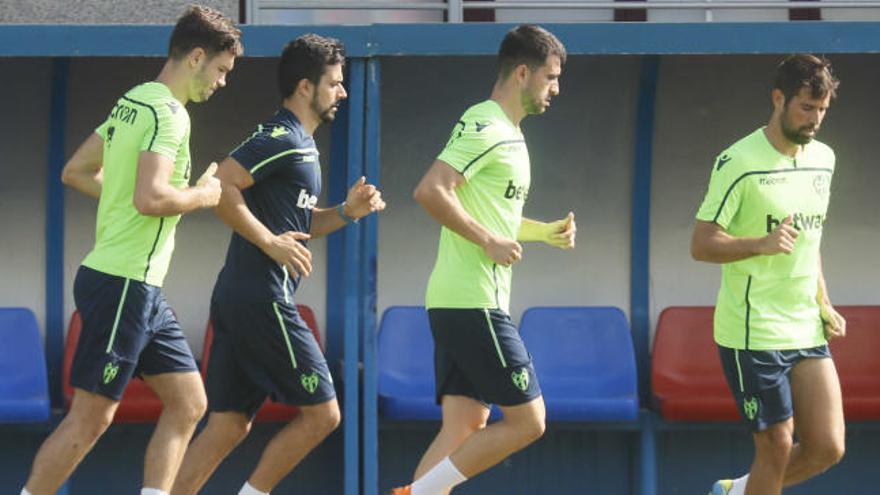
311 95 340 123
780 110 817 145
521 90 547 115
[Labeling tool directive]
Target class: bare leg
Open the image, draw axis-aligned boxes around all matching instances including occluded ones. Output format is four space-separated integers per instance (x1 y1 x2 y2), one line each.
248 399 341 492
24 389 118 495
171 411 252 495
142 372 207 491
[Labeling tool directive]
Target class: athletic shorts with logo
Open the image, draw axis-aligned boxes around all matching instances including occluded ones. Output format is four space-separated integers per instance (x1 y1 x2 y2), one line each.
207 298 335 416
428 308 541 407
70 265 198 401
718 344 831 431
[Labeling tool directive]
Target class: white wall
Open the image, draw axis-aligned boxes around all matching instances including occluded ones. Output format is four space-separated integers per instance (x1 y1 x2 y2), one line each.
0 59 51 329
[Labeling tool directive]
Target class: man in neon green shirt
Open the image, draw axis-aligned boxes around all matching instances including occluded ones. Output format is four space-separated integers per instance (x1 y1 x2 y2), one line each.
692 54 846 495
390 25 576 495
22 6 242 495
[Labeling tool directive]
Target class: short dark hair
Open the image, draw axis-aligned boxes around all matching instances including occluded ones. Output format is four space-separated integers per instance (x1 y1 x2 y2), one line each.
498 24 567 79
278 34 346 99
774 54 839 103
168 5 243 60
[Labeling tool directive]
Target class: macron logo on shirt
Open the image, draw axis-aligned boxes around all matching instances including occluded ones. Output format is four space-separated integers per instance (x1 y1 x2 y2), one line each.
296 189 318 210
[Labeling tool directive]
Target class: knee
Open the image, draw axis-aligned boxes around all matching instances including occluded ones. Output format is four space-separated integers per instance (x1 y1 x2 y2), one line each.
69 409 114 440
167 392 207 426
302 402 341 437
756 428 793 464
806 438 846 470
509 412 545 444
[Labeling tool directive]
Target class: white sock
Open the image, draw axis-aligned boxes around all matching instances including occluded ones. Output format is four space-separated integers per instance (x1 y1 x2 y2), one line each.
729 474 749 495
411 457 467 495
239 481 269 495
140 489 169 495
21 489 32 495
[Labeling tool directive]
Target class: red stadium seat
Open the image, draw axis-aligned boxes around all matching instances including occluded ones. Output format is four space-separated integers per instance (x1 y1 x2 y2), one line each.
652 306 739 421
64 311 163 422
201 304 323 422
829 306 880 421
653 305 880 422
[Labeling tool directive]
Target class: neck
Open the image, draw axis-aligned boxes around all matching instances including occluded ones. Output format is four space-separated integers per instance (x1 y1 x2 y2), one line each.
764 117 800 158
490 77 526 126
284 98 320 135
155 59 191 105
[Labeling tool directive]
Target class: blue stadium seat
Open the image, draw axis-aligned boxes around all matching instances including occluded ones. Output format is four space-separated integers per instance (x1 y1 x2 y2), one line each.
378 306 440 420
520 307 638 422
0 307 50 423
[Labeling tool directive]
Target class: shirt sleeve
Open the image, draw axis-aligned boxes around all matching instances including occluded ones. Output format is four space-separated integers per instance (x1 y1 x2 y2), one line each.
436 119 499 180
147 104 188 160
95 119 109 140
231 130 318 183
695 150 742 230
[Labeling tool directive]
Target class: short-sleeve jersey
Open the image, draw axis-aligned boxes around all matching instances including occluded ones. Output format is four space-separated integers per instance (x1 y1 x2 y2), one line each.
696 127 835 350
425 100 530 314
82 82 191 287
213 108 321 304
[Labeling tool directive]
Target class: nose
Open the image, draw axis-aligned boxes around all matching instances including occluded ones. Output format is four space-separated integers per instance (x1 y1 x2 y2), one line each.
339 85 348 100
217 74 227 88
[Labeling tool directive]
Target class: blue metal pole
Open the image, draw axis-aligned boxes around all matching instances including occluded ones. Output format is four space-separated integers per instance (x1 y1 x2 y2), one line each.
631 55 660 495
344 58 366 495
45 57 69 411
361 58 381 495
631 55 659 407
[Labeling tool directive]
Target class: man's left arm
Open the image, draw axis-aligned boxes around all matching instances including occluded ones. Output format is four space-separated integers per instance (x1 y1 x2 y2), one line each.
310 176 386 238
817 254 846 339
517 213 576 249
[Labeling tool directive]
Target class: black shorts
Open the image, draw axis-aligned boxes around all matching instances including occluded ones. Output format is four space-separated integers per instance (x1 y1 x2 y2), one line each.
70 266 198 401
718 344 831 431
207 298 335 417
428 308 541 407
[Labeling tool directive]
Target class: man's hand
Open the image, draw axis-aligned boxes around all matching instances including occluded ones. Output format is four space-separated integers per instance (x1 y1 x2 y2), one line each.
264 231 313 278
344 176 386 219
759 215 799 255
484 236 523 267
544 211 576 249
820 303 847 340
196 162 222 208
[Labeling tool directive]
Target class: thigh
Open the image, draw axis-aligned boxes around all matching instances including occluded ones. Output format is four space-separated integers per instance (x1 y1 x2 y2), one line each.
718 345 794 431
71 266 154 400
440 395 491 431
790 352 844 447
430 309 541 407
206 312 267 417
137 294 198 377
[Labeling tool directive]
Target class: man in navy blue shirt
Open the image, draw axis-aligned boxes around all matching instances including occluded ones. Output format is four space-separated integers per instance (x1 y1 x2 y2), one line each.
172 34 385 495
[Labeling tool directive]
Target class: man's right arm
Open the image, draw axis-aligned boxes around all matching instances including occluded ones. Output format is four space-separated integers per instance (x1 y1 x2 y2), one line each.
213 157 312 278
413 160 522 267
690 216 798 264
133 151 221 216
61 132 104 199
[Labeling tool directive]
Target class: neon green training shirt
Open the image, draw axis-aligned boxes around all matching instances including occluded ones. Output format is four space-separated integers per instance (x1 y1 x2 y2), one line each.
425 100 530 314
696 127 835 350
82 82 192 287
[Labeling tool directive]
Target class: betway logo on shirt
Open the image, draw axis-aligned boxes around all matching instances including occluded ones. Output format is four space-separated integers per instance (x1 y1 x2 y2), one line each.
766 213 826 233
296 189 318 210
504 180 529 201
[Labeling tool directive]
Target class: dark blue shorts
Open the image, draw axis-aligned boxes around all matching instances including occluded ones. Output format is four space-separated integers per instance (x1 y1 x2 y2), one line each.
207 298 335 417
718 344 831 431
428 308 541 407
70 265 198 401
